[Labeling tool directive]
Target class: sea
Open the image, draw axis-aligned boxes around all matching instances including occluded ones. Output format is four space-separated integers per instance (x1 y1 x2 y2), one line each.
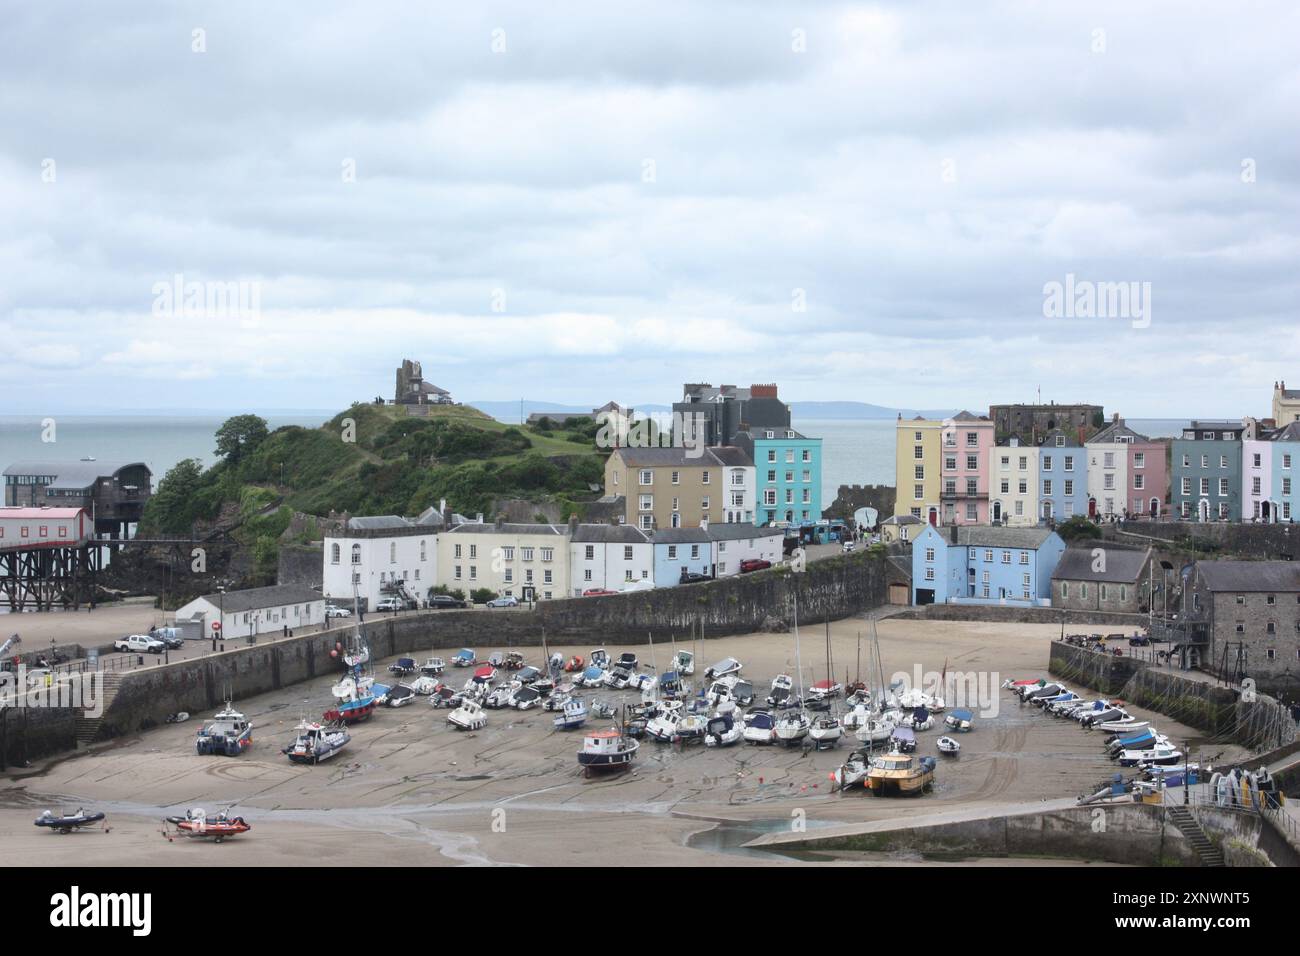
0 413 1191 511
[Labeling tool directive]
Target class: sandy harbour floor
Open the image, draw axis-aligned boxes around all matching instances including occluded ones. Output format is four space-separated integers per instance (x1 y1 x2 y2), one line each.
0 618 1248 866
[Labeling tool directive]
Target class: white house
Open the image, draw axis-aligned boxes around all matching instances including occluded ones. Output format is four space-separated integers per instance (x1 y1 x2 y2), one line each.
175 584 326 640
709 524 784 576
322 512 442 611
569 522 654 594
438 518 570 600
712 446 756 524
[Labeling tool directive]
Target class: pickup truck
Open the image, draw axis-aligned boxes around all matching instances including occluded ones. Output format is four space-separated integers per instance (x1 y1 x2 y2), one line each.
113 634 166 654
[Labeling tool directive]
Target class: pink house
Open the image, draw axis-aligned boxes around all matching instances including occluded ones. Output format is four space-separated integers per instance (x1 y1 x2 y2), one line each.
1127 438 1167 517
940 411 994 524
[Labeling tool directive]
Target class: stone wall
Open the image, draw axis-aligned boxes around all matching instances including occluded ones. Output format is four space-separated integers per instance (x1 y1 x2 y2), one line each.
1103 521 1300 561
277 544 324 589
75 550 888 752
1049 640 1296 751
823 484 895 522
895 603 1149 628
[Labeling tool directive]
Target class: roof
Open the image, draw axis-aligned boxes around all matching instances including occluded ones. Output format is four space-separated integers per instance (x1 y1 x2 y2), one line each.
197 584 324 612
1195 561 1300 593
739 427 815 442
652 528 711 544
709 446 754 467
882 514 922 525
0 506 85 519
707 523 784 542
947 410 988 423
1089 419 1151 444
940 526 1058 549
1052 546 1150 584
346 515 411 531
610 447 730 467
571 524 651 544
444 522 565 536
415 507 446 527
2 459 151 490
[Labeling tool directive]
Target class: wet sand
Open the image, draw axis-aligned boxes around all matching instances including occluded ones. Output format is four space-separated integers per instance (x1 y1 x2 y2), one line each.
0 618 1247 866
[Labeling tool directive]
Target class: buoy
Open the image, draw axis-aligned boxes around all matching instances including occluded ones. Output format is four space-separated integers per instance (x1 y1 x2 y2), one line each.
329 649 338 659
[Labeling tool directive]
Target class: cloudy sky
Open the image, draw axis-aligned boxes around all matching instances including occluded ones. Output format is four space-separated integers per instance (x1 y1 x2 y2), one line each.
2 1 1297 418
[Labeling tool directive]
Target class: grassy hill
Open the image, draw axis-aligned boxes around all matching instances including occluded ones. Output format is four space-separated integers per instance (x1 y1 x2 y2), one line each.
140 404 609 577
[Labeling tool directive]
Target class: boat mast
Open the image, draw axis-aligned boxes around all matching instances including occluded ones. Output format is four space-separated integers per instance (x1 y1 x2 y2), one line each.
792 590 804 714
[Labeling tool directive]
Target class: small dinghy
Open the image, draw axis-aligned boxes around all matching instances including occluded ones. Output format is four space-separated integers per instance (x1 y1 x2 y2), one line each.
936 735 961 755
35 808 105 833
943 708 974 732
577 728 639 776
163 807 251 843
553 696 588 729
283 720 350 764
448 699 487 731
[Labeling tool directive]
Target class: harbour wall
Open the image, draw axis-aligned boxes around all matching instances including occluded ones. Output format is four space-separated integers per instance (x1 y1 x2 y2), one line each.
894 604 1148 628
1048 641 1295 751
757 804 1198 865
24 551 889 757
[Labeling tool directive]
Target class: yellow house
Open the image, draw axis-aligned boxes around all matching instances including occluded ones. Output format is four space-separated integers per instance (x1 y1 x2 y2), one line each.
436 519 569 601
895 416 942 526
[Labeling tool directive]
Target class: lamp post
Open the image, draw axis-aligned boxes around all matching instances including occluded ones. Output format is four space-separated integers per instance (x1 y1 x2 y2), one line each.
1184 740 1191 806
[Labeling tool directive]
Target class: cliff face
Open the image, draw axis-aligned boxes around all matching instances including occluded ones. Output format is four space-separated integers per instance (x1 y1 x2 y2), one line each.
823 484 896 523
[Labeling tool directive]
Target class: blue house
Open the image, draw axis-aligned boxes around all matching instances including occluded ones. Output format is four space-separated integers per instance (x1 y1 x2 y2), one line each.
735 427 823 527
651 528 713 586
1036 427 1089 523
912 525 1066 607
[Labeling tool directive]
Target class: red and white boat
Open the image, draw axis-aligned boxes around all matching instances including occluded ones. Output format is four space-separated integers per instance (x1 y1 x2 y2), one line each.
163 808 251 843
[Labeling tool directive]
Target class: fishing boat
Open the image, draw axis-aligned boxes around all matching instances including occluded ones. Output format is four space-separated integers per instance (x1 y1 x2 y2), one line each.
705 677 739 707
34 808 106 833
704 709 743 747
866 749 936 797
407 675 440 695
163 808 251 842
742 708 776 745
645 700 684 742
328 676 376 724
936 735 961 755
195 701 253 756
388 657 417 676
944 708 974 732
553 696 588 729
282 719 350 764
674 650 695 675
451 648 477 667
448 698 487 731
659 671 683 700
590 648 610 670
577 728 639 776
832 750 876 792
421 657 447 676
889 726 917 753
808 714 843 750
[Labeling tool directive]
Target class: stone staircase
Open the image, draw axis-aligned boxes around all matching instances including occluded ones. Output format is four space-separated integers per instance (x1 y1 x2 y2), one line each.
74 672 124 748
1168 805 1226 866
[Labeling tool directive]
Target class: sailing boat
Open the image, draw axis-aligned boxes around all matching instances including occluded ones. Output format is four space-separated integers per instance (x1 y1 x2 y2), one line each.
774 590 810 747
808 619 842 749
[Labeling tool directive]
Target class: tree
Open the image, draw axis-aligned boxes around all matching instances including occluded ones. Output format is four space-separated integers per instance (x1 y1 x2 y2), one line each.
215 414 270 464
1057 515 1102 542
144 458 208 534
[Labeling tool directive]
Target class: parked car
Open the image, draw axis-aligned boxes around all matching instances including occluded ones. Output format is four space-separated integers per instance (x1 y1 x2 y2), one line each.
842 540 856 553
739 559 771 574
1128 633 1151 647
113 634 166 654
428 594 468 610
679 572 712 585
582 588 618 597
375 598 403 612
150 628 184 649
485 595 518 608
325 605 352 619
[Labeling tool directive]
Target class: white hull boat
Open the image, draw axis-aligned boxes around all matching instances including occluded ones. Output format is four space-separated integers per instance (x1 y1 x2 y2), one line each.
854 716 896 745
448 700 487 731
808 715 843 749
936 736 961 755
774 712 810 746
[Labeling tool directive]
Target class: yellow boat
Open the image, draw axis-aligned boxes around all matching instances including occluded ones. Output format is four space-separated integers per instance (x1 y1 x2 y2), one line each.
866 750 936 797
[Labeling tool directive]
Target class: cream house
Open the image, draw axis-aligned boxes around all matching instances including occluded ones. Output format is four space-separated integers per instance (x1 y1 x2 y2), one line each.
988 439 1038 526
437 518 570 600
604 446 751 531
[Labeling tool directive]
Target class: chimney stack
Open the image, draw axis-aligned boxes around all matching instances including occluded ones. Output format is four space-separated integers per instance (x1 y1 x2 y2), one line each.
568 514 579 534
494 513 505 529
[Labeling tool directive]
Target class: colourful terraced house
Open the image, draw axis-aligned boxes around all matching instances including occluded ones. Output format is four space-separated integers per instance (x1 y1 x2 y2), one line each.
939 412 995 525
